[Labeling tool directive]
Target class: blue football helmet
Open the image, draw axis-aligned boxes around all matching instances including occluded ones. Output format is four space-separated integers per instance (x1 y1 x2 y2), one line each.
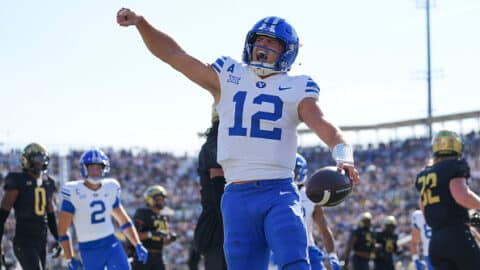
294 153 308 185
80 148 110 184
242 16 299 74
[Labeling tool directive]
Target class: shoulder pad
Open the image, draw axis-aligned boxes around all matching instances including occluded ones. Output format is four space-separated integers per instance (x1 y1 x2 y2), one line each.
104 178 121 188
453 158 470 179
4 172 27 190
134 208 152 218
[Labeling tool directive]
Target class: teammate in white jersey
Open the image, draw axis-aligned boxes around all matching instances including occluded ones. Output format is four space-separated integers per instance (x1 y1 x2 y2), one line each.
294 154 341 270
58 149 148 270
411 210 434 270
117 10 360 270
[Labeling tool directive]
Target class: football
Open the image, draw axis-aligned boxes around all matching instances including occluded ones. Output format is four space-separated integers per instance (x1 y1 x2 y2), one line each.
305 166 353 206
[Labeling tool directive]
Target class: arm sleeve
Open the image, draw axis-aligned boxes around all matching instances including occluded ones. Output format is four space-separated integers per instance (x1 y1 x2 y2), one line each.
47 212 59 241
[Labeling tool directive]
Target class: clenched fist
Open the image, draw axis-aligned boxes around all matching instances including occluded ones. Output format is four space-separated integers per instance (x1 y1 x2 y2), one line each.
117 8 141 26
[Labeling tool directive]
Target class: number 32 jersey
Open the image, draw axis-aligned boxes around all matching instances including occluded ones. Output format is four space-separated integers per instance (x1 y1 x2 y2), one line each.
414 158 470 230
212 56 320 182
60 178 121 242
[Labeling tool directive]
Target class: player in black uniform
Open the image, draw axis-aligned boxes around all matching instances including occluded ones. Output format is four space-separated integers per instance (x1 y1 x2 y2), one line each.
0 143 61 270
373 216 398 270
192 108 227 270
343 212 375 270
415 130 480 270
132 185 176 270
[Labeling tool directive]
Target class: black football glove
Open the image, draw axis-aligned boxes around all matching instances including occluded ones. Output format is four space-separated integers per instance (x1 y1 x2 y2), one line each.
469 211 480 229
150 231 167 242
0 253 5 268
51 241 63 258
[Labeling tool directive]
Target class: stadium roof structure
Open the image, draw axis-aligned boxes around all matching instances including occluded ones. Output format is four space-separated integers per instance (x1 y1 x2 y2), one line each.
298 110 480 134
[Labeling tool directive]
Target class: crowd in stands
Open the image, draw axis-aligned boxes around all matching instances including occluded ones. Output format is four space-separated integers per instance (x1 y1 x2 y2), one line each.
0 130 479 269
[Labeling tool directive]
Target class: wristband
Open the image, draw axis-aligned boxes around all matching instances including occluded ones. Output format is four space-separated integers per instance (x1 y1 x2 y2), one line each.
332 144 354 165
120 222 133 231
59 235 70 242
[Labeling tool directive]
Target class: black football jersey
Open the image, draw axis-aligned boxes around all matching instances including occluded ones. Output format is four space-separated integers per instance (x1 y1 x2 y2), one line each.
415 158 470 230
133 207 171 250
352 227 375 253
374 230 398 262
4 172 57 240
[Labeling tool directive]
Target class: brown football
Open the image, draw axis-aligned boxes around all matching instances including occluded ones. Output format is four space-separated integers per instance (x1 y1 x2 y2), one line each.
305 166 352 206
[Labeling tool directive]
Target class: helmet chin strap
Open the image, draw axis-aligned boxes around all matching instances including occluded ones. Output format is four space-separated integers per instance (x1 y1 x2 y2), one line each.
249 64 282 76
86 177 103 185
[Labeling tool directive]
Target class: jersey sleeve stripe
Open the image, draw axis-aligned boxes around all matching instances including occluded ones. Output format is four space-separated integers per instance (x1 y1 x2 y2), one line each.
211 56 227 74
306 81 318 88
305 89 319 94
211 63 221 73
61 187 71 199
305 79 320 94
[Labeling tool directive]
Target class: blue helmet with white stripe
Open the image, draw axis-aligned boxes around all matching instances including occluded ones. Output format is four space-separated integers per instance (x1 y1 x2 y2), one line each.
294 153 308 185
242 16 299 73
80 148 110 181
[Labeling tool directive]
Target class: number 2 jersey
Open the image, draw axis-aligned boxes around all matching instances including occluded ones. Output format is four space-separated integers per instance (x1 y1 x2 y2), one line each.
4 172 56 241
212 56 320 182
60 178 121 243
414 158 471 230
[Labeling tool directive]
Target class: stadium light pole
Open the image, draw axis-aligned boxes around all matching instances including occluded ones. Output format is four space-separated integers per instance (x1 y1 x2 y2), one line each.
425 0 433 140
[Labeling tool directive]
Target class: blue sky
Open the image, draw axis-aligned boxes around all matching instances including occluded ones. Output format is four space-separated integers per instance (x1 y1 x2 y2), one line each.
1 0 479 155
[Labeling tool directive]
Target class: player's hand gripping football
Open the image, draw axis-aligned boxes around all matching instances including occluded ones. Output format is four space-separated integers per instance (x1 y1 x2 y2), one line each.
337 163 360 186
117 8 141 27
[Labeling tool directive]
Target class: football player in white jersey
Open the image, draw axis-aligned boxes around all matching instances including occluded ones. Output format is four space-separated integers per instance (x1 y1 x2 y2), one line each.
293 154 341 270
117 10 360 270
411 210 434 270
58 149 148 270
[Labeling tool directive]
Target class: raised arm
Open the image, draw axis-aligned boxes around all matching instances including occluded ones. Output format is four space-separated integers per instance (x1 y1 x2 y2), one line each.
116 8 220 103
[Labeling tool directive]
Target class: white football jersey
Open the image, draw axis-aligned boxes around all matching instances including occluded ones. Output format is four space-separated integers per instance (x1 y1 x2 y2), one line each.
412 210 431 256
61 178 121 243
212 56 320 182
299 186 316 246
